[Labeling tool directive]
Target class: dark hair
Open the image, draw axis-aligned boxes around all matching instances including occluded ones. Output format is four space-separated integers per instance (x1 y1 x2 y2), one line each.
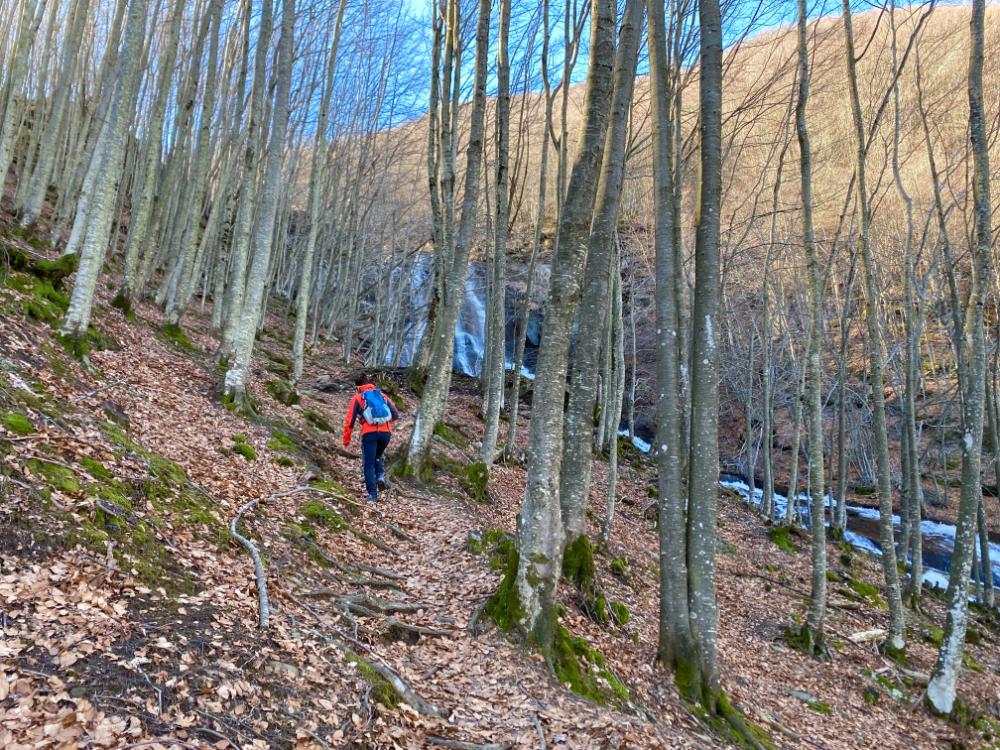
354 372 372 387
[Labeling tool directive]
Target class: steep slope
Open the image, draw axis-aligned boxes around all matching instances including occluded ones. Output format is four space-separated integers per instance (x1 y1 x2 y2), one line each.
3 214 1000 749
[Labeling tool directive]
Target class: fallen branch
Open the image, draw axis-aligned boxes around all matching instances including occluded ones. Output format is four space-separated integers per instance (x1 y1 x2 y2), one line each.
349 526 401 557
386 521 415 542
230 498 271 629
427 737 512 750
533 715 546 750
848 629 886 644
384 618 454 639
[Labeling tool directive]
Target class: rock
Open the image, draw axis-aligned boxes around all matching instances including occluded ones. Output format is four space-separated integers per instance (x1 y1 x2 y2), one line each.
102 401 129 429
788 689 818 704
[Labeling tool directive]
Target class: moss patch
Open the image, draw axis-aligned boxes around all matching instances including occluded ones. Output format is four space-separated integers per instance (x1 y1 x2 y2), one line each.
267 429 297 453
2 412 34 435
433 422 469 448
346 653 401 709
484 534 523 632
767 525 799 553
80 456 114 482
57 326 118 360
301 499 346 530
460 461 490 503
609 600 630 626
553 623 629 706
160 323 197 352
229 434 256 461
27 459 81 494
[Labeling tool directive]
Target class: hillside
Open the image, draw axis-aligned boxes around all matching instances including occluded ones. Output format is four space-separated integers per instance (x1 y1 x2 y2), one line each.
3 212 1000 747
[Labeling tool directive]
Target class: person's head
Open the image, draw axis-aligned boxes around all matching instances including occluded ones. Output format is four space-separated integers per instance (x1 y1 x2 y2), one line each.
354 372 372 389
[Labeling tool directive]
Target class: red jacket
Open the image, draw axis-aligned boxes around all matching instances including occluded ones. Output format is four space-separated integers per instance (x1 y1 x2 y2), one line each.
342 384 399 446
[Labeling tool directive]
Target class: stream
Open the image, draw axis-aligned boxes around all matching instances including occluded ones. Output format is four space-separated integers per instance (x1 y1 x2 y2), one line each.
719 473 1000 593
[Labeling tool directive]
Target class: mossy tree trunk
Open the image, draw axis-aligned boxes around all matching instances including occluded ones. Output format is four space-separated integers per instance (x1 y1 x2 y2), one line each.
558 0 641 545
513 0 616 657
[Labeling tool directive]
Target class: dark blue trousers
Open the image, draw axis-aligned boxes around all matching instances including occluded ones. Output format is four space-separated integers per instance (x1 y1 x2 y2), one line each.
361 431 391 500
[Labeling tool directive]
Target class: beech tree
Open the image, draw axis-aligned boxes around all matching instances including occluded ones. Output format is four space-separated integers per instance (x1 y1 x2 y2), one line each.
927 0 992 716
512 0 617 654
405 0 491 475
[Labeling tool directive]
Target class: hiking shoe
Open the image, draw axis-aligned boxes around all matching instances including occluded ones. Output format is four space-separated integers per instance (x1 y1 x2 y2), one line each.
368 493 378 504
377 475 390 491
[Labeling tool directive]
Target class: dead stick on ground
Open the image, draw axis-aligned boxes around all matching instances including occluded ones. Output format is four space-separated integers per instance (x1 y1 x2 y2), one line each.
228 485 318 629
533 715 547 750
427 738 512 750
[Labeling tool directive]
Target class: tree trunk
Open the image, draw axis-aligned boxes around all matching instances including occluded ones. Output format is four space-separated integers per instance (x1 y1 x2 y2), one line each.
841 0 906 653
796 0 826 650
685 0 723 702
290 0 347 384
559 0 642 544
513 0 616 656
223 0 296 408
480 0 511 464
927 0 992 712
62 0 149 337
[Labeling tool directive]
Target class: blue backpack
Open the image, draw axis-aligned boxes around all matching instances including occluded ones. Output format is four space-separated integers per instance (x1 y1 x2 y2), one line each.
361 388 392 425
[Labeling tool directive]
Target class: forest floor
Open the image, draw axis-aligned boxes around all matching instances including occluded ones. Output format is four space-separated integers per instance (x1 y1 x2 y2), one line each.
2 227 1000 749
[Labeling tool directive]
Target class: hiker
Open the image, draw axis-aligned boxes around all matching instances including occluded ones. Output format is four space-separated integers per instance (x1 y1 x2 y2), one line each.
342 372 400 503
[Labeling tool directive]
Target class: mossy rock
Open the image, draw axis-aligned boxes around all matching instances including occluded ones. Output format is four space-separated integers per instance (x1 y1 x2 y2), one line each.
853 484 876 497
460 461 490 503
7 272 70 326
160 323 197 352
838 575 886 608
109 290 138 322
301 499 346 530
57 326 118 360
266 379 300 406
767 525 799 554
807 700 831 715
2 412 34 435
346 652 401 709
467 527 511 558
32 253 78 288
303 410 335 432
265 361 290 375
